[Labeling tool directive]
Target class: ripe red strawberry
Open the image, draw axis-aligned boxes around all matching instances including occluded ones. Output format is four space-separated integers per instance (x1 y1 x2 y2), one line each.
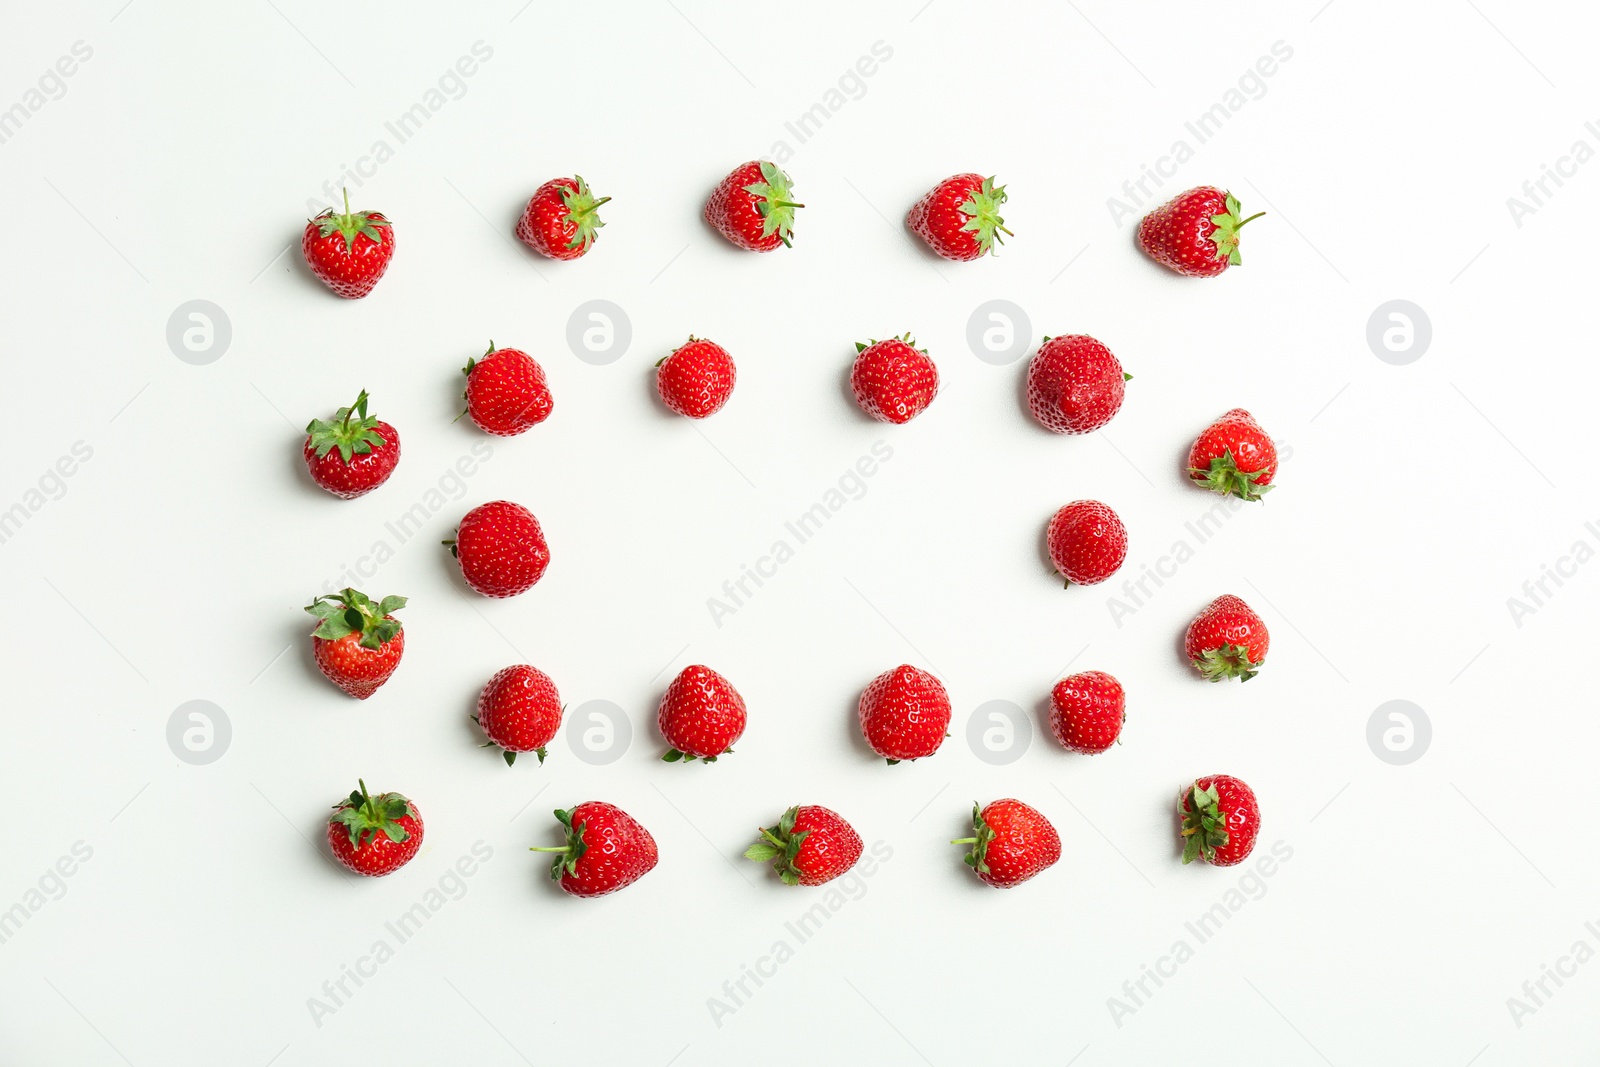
515 175 609 260
1049 671 1125 754
1025 335 1129 434
302 389 399 499
1137 187 1264 278
850 334 939 424
907 173 1010 261
461 342 553 436
744 805 863 886
658 664 746 763
327 780 423 876
1185 594 1269 682
446 500 550 598
705 160 802 251
531 802 658 897
656 337 736 418
305 588 405 699
1188 408 1278 501
1046 500 1127 586
858 664 951 764
1179 775 1261 866
952 799 1060 888
302 189 394 298
475 665 563 766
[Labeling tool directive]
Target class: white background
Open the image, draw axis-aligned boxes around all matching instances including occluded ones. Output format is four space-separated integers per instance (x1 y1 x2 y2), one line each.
1 1 1596 1063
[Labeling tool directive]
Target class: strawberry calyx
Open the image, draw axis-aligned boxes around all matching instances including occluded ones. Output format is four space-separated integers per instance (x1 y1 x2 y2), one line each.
471 715 547 768
305 587 405 650
329 779 415 849
305 389 388 463
1192 642 1261 683
1179 782 1230 864
950 802 997 874
1207 192 1264 267
959 176 1011 256
560 175 610 251
742 805 813 885
1189 449 1272 502
529 807 590 881
312 188 391 253
855 332 926 355
745 161 803 248
662 746 731 764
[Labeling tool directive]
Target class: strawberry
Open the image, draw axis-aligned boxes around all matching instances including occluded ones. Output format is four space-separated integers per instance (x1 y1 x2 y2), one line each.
305 588 405 699
656 337 736 418
1137 187 1263 278
658 664 746 763
1185 594 1269 682
1179 775 1261 866
515 175 609 260
1025 335 1129 434
302 389 399 499
850 334 939 424
858 664 951 764
705 160 802 252
1049 671 1125 754
952 799 1060 889
744 805 863 886
907 173 1010 261
1188 408 1278 501
327 780 422 876
531 802 658 898
461 342 554 436
446 500 550 598
302 189 394 299
1046 500 1127 586
475 665 563 766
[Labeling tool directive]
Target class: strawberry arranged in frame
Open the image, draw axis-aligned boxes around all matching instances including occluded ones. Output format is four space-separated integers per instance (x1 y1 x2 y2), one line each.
1185 594 1269 682
302 389 400 499
908 173 1010 261
952 799 1060 888
850 334 939 424
516 174 610 260
1188 408 1278 501
1025 334 1129 434
658 664 746 763
1137 187 1263 278
475 664 563 766
705 160 803 251
1049 671 1125 754
305 588 406 699
302 189 394 298
1179 775 1261 866
858 664 952 764
446 500 551 598
656 337 736 418
1046 500 1127 587
327 780 423 877
461 342 553 437
531 802 658 898
744 805 863 887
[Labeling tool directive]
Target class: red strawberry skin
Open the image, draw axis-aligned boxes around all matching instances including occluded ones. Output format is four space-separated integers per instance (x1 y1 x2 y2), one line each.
1137 187 1261 278
462 344 554 436
657 338 736 418
477 665 563 765
1179 775 1261 866
851 336 939 424
301 198 394 299
959 799 1061 889
451 500 551 598
1188 408 1278 501
1049 671 1125 754
858 665 951 763
907 173 1009 261
705 160 801 252
540 802 658 898
658 664 746 761
746 805 864 886
515 176 608 261
1185 594 1269 682
1025 335 1127 434
327 784 423 877
1046 500 1127 586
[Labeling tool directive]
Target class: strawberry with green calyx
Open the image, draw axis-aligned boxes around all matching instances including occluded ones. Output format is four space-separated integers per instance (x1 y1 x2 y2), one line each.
1184 594 1269 683
327 779 423 876
302 389 400 499
744 805 862 886
1179 775 1260 866
302 188 395 298
530 802 658 897
850 334 939 424
306 587 406 699
1187 409 1278 501
1137 187 1264 278
952 799 1060 888
705 160 803 252
908 174 1011 261
516 175 610 260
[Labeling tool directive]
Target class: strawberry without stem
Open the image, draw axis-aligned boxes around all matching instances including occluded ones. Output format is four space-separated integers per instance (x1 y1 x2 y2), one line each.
1179 775 1260 866
446 500 551 598
1047 500 1127 586
461 342 553 437
302 189 394 298
850 335 939 424
1137 187 1263 278
858 664 951 764
953 799 1060 889
1049 671 1125 754
475 664 563 767
658 664 746 763
302 389 400 499
705 160 802 251
745 805 863 887
1188 408 1278 501
531 802 658 898
656 338 736 418
908 173 1010 261
1185 594 1269 682
306 588 405 699
516 175 609 260
327 780 422 876
1025 335 1129 434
